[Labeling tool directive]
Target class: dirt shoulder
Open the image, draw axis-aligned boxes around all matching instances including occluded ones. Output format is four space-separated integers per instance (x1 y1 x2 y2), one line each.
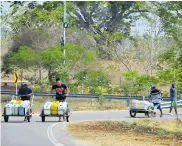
67 119 182 146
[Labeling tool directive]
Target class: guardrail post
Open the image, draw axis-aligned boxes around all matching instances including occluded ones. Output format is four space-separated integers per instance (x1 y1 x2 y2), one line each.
143 96 145 101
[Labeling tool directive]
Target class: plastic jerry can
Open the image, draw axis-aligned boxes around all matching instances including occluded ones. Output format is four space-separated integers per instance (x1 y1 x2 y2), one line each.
130 100 139 109
58 102 67 115
18 105 25 116
5 104 13 115
50 101 59 115
43 102 52 115
9 100 16 104
22 100 30 115
12 104 19 115
15 100 23 105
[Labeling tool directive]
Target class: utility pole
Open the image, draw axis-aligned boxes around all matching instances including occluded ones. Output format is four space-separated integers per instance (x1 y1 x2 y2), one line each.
61 1 67 64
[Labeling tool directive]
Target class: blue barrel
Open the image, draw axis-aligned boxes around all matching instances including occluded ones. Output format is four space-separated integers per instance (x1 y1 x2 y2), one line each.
18 105 25 116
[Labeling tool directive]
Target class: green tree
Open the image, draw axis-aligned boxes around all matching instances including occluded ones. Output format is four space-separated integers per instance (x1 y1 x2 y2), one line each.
121 71 159 96
2 46 36 82
86 70 110 106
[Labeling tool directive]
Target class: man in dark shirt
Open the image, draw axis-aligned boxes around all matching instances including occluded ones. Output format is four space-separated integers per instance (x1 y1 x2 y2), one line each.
51 78 69 101
18 82 33 101
169 83 178 116
18 82 32 121
51 78 69 121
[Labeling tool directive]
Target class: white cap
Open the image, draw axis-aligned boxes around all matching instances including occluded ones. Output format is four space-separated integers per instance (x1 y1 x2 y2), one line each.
22 82 28 86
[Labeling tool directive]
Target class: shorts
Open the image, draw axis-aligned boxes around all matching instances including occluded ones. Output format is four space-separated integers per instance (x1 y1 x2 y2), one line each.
171 100 177 107
153 103 161 109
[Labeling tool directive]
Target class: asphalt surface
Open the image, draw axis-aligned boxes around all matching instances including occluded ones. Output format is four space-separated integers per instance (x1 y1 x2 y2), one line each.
1 109 182 146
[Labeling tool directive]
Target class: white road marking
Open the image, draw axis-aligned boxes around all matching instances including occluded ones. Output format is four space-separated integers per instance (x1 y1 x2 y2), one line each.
47 123 64 146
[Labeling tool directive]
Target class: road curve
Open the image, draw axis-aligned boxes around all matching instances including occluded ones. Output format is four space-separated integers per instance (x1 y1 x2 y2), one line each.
1 109 182 146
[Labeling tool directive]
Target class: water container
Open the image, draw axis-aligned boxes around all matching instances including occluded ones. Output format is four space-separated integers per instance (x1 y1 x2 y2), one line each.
12 104 19 115
50 101 59 115
22 100 30 115
130 100 140 109
15 100 23 105
58 101 67 115
43 102 52 115
9 100 16 104
140 101 150 110
5 104 13 115
18 105 25 116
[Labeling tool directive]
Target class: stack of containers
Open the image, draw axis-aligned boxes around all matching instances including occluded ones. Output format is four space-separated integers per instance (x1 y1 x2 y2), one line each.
5 100 23 116
130 100 150 110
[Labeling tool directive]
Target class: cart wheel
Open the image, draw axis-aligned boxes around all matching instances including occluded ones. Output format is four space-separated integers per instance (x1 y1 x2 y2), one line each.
66 109 69 122
130 110 136 117
4 116 9 122
41 110 45 122
4 108 9 122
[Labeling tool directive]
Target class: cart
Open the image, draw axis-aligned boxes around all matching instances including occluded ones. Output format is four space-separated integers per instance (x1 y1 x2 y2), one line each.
40 97 70 122
2 95 34 122
129 100 156 118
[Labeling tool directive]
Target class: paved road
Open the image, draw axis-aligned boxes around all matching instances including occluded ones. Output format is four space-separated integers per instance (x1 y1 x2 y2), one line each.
1 109 182 146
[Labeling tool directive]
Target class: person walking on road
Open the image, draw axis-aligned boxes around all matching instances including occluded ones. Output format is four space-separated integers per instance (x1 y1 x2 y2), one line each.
18 82 33 121
150 86 163 117
51 78 69 121
51 78 69 101
169 83 178 116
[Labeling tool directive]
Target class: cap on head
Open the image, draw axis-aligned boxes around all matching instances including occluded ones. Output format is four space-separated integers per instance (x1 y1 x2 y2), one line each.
151 85 156 89
22 82 28 86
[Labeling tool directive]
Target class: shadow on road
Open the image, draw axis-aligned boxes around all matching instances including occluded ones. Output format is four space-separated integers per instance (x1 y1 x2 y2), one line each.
1 121 25 123
35 121 64 123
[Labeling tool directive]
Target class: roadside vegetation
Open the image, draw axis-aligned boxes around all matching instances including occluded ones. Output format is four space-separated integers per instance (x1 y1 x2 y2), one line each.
1 1 182 105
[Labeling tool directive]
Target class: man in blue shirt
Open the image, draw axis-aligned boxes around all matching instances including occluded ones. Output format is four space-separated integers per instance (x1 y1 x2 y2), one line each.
18 82 33 121
169 83 178 115
18 82 33 101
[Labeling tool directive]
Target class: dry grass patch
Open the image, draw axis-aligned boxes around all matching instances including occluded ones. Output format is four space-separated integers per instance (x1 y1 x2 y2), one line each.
67 119 182 146
1 95 127 114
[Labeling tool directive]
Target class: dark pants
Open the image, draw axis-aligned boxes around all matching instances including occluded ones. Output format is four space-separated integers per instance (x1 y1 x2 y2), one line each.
153 103 161 109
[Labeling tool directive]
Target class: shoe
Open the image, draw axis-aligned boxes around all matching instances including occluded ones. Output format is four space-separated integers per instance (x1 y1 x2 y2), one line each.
160 114 162 117
169 113 173 115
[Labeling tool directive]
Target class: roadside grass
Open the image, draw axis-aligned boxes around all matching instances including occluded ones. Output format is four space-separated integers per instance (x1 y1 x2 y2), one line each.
1 95 127 114
67 119 182 146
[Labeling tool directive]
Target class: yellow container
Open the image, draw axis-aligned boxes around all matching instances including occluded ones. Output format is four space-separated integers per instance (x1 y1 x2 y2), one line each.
15 100 23 105
50 101 59 115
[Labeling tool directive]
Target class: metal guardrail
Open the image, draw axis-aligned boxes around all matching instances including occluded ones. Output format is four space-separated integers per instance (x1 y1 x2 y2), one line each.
1 92 143 101
161 100 182 109
1 91 182 103
0 91 169 101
